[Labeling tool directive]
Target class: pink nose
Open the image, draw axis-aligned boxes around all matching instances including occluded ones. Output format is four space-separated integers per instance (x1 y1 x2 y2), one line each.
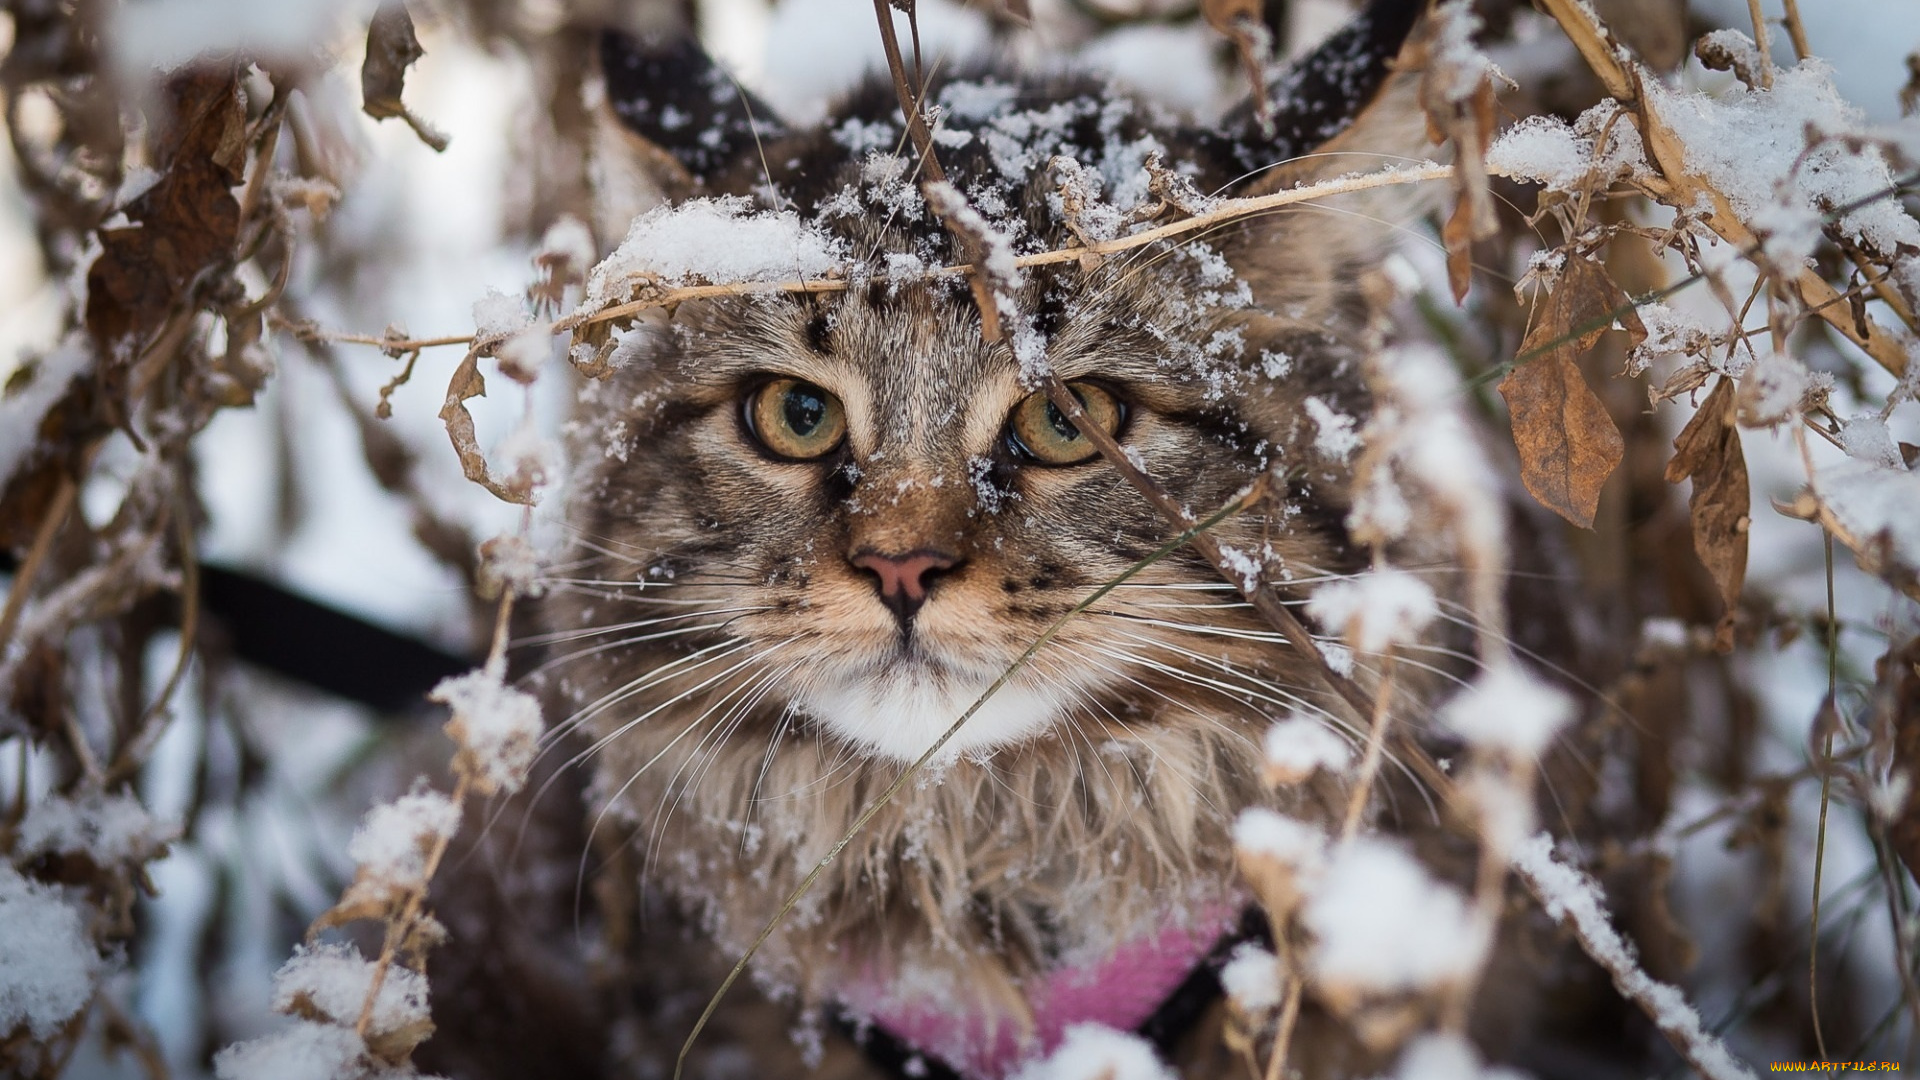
850 549 959 623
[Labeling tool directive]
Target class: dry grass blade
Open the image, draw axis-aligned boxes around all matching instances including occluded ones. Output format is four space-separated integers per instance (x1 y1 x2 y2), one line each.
1889 637 1920 885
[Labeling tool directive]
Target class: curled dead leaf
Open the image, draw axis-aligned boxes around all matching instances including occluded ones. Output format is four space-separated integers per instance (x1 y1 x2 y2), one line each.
1662 378 1748 652
438 348 535 505
362 4 449 152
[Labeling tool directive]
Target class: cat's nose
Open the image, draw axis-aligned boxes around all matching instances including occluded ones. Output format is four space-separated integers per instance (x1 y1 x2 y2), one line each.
849 549 959 623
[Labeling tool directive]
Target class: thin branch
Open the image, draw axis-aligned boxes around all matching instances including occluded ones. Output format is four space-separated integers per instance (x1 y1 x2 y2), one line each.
1512 837 1757 1080
0 472 76 658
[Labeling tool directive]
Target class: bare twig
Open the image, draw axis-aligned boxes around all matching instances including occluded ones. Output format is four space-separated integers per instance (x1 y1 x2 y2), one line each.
1512 837 1757 1080
0 473 76 657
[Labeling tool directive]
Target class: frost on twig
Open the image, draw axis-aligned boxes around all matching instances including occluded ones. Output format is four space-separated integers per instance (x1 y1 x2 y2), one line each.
1511 836 1755 1080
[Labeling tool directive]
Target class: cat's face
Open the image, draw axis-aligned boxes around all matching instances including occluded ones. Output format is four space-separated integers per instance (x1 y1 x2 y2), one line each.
561 250 1358 763
549 28 1427 774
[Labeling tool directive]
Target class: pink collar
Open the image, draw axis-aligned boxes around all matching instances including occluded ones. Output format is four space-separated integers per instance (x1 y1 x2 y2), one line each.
841 909 1236 1079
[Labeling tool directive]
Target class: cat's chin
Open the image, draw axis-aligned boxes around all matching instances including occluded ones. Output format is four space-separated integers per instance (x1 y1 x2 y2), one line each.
792 653 1091 763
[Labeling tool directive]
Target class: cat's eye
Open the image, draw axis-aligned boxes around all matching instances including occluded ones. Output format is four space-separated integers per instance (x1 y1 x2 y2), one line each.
744 378 847 460
1006 382 1124 466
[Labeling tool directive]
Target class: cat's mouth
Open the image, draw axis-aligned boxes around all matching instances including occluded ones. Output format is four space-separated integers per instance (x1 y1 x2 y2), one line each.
790 644 1089 762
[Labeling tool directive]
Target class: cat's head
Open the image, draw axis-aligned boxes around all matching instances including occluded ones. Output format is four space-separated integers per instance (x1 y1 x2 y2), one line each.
551 1 1434 767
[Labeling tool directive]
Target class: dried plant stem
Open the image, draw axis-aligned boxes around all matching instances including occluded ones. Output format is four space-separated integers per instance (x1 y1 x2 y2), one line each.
354 771 470 1040
1511 842 1756 1080
1808 533 1837 1059
1264 976 1305 1080
0 472 75 657
1536 0 1910 380
1041 376 1376 722
566 165 1453 335
1778 0 1813 60
105 506 200 786
286 324 479 352
352 588 512 1039
1340 655 1398 841
1743 0 1774 89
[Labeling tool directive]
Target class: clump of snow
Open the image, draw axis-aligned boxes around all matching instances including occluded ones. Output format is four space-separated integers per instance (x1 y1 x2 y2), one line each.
1649 59 1920 272
213 1020 371 1080
1262 714 1353 785
1349 345 1505 566
1428 1 1507 104
1236 807 1328 883
1306 569 1438 655
492 415 559 505
1302 838 1484 1004
1439 665 1574 758
1009 1023 1174 1080
471 289 529 340
1487 102 1646 191
346 785 462 892
271 944 430 1042
1317 640 1355 678
0 865 98 1040
17 791 177 865
1625 301 1712 376
431 669 544 796
494 325 552 385
1219 943 1284 1013
478 533 543 600
535 215 596 283
581 197 847 315
1391 1032 1531 1080
1638 617 1689 651
1735 351 1825 426
1302 396 1361 461
1838 413 1904 469
1811 459 1920 576
1511 835 1754 1080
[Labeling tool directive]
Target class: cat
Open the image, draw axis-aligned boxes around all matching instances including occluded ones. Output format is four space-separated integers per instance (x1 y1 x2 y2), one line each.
522 2 1481 1077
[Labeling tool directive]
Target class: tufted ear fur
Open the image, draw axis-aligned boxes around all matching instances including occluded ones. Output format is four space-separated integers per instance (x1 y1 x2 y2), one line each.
1201 0 1430 192
588 29 790 239
1206 0 1440 339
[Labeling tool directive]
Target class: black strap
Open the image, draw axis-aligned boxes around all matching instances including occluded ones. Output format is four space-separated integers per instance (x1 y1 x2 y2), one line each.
0 552 473 713
837 908 1270 1079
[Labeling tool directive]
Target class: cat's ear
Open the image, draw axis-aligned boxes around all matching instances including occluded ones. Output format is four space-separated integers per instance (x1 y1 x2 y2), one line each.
589 30 789 235
1210 0 1432 193
1208 0 1438 327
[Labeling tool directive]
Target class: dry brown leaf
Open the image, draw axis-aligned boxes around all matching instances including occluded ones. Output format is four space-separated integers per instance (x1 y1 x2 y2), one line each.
1662 378 1749 652
1433 82 1498 303
85 69 244 358
362 4 449 152
1884 637 1920 885
1499 256 1630 528
438 348 534 505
